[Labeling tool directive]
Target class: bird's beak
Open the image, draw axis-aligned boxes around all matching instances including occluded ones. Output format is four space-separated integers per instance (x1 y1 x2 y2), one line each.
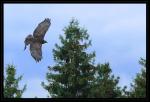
44 40 48 43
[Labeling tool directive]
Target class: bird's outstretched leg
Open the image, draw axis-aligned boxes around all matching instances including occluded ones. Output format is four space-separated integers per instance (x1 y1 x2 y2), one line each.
24 45 27 50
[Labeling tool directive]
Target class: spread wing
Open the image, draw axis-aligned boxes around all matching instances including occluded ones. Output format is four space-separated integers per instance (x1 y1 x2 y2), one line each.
30 42 42 62
33 18 51 40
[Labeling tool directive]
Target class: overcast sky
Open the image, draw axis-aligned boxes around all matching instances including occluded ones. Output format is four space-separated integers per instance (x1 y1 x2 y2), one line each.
4 4 146 98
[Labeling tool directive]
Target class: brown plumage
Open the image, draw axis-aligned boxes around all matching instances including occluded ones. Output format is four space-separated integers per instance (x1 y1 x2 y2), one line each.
24 18 51 62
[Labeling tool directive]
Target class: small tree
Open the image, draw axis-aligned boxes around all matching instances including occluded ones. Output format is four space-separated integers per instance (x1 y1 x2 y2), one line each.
42 18 96 98
128 58 146 98
4 64 27 98
89 63 122 98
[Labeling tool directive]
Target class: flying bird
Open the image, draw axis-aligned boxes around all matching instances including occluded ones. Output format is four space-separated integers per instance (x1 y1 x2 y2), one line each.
24 18 51 62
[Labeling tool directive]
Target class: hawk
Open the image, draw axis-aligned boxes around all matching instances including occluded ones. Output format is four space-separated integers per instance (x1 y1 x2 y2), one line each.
24 18 51 62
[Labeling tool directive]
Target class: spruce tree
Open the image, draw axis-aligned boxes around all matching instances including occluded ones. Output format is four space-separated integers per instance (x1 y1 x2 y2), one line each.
42 18 96 98
4 64 27 98
128 58 146 98
89 63 122 98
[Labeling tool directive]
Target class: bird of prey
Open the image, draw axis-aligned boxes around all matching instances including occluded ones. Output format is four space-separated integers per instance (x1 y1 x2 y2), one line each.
24 18 51 62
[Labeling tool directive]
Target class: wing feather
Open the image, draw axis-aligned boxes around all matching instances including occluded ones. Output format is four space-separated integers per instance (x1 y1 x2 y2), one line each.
30 42 42 62
33 18 51 40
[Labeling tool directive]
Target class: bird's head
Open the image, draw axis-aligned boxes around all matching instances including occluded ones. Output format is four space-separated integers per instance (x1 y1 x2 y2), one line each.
24 34 34 50
45 18 51 23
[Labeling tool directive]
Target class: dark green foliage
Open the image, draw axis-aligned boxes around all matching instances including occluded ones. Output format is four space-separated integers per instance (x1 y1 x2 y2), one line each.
42 18 145 98
89 63 122 98
42 18 96 98
42 18 123 98
128 58 146 98
4 64 27 98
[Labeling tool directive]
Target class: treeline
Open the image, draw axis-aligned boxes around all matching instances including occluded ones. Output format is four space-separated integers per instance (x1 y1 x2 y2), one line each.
4 19 146 98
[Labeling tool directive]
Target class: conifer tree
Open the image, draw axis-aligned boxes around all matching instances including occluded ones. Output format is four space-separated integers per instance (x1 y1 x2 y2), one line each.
4 64 27 98
128 58 146 98
89 63 122 98
42 18 96 98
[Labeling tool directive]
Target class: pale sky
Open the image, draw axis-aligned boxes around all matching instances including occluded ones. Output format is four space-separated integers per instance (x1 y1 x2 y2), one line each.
4 4 146 98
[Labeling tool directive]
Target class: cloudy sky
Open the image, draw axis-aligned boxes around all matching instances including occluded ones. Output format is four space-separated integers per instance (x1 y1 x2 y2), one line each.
4 4 146 98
